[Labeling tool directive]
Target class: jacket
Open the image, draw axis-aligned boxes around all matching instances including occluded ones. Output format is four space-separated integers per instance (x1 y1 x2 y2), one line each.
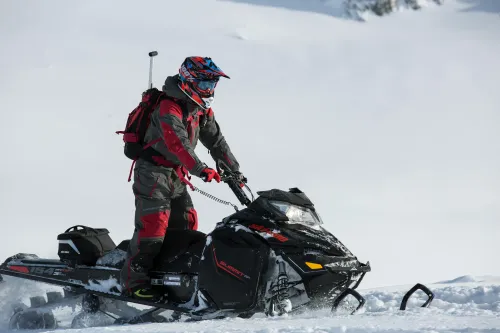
143 75 240 177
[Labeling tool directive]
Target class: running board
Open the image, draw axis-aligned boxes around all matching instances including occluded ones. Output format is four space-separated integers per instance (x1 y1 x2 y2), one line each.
0 268 193 314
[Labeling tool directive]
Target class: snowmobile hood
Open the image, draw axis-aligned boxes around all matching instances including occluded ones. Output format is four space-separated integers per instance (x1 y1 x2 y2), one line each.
242 188 318 223
256 188 314 209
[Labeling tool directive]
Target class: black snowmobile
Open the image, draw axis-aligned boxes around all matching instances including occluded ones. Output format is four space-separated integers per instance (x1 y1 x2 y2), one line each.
0 174 434 329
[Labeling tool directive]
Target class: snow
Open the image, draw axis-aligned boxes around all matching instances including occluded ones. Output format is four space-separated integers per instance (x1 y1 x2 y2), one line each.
86 278 122 294
1 274 500 332
438 275 481 284
200 236 212 260
437 275 500 285
0 0 499 330
95 249 127 268
224 0 446 21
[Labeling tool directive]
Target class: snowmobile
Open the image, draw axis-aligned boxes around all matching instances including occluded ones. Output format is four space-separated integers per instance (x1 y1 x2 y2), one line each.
0 172 434 329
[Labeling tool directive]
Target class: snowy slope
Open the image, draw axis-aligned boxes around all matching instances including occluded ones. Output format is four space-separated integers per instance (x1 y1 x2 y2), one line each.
1 274 499 332
1 0 499 293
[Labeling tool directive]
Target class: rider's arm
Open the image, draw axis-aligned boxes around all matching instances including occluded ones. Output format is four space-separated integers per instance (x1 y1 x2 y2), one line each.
199 108 240 172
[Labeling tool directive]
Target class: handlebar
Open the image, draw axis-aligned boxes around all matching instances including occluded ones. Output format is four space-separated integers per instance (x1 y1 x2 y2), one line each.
217 161 253 207
224 177 252 207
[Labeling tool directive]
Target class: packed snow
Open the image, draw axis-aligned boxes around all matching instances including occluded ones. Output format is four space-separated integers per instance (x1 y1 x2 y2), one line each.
0 0 499 331
1 274 499 332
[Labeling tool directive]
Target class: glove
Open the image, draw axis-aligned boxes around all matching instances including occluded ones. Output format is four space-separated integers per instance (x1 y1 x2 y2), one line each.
200 167 221 183
233 171 247 188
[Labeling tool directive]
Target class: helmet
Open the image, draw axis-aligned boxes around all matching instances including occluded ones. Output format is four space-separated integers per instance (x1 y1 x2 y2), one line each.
178 56 230 109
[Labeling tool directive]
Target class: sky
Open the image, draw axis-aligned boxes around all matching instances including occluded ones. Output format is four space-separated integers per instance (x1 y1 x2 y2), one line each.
0 0 499 289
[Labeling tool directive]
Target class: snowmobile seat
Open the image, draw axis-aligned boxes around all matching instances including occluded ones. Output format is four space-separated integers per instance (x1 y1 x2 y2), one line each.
158 229 206 262
115 230 205 253
97 230 205 269
116 240 130 252
113 230 206 262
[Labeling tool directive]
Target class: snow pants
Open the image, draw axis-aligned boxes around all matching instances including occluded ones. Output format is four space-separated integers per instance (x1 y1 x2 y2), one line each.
120 159 198 293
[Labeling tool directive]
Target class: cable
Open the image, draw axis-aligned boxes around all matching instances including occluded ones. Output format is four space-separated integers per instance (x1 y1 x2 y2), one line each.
192 186 240 212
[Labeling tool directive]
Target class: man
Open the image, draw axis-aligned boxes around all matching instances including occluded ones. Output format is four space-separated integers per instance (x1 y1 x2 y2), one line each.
120 56 246 299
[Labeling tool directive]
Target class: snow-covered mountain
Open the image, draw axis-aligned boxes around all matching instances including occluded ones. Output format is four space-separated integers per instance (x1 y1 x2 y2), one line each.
220 0 447 21
344 0 444 20
0 0 499 310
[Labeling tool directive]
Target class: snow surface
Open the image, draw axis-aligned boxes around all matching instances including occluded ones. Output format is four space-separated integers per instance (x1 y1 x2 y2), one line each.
0 0 499 301
1 274 500 332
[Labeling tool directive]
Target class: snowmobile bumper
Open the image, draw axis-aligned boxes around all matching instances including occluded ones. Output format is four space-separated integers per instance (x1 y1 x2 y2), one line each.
324 258 371 291
276 252 371 314
324 258 371 274
320 259 371 314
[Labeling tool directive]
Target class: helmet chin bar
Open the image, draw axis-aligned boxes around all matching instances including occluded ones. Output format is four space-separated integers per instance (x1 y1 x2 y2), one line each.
202 96 214 108
178 83 214 110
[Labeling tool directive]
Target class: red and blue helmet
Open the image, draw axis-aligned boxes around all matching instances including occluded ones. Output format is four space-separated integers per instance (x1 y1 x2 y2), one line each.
178 56 230 109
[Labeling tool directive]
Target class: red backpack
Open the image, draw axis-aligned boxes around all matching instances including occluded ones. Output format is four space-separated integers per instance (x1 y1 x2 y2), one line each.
115 87 167 161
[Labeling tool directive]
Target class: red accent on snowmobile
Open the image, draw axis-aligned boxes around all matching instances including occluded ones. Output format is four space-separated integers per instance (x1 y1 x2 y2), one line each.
212 246 245 281
8 265 29 273
249 223 289 242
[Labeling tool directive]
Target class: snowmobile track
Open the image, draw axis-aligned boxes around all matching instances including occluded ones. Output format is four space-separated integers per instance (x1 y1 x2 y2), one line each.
0 269 192 314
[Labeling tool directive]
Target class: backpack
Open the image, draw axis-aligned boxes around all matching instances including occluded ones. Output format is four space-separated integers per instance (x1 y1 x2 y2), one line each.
115 87 168 160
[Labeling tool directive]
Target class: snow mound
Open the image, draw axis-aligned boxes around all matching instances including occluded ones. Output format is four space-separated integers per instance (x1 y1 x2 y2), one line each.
433 284 500 311
364 280 500 314
438 275 479 284
460 0 500 14
436 275 500 285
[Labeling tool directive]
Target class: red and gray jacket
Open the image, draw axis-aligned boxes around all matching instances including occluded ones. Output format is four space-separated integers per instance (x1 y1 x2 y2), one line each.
141 75 240 178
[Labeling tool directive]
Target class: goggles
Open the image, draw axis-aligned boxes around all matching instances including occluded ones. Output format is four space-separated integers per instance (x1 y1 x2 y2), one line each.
194 79 218 95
